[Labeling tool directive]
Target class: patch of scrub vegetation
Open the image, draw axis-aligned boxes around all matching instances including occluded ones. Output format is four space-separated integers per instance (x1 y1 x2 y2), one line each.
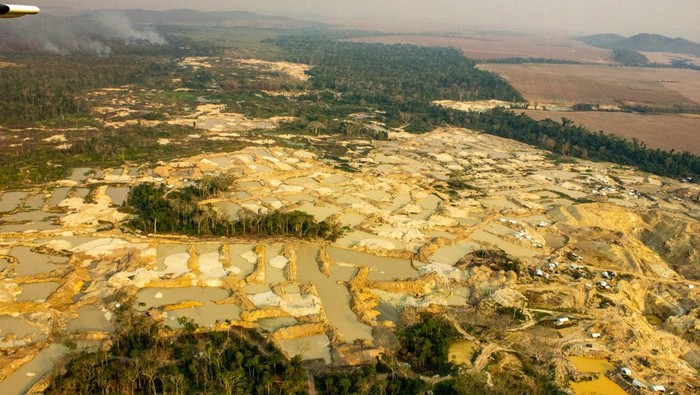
124 178 347 241
397 314 461 376
314 359 428 395
457 249 522 275
46 298 309 394
0 124 247 188
434 355 566 395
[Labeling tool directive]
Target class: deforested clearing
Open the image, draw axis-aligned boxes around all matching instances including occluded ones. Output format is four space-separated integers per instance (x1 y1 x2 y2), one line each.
521 110 700 155
480 63 700 110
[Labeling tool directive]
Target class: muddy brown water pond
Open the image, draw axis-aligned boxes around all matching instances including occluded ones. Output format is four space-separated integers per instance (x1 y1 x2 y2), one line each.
297 246 373 342
381 192 413 212
210 156 233 168
295 202 340 222
196 243 227 279
22 195 44 210
156 243 188 271
471 230 540 259
286 176 317 186
257 317 298 332
0 316 44 340
10 246 69 276
2 211 54 223
136 287 240 327
16 282 60 302
136 287 229 307
68 167 92 182
568 356 627 395
264 244 286 284
166 303 243 327
0 343 67 394
0 191 27 212
48 187 71 207
278 334 331 363
430 242 479 265
105 187 129 206
448 340 480 366
67 305 114 333
73 188 90 199
227 243 257 276
327 246 418 281
0 221 60 233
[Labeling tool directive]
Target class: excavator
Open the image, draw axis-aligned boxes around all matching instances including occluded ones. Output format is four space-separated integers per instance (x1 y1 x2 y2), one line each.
0 3 39 18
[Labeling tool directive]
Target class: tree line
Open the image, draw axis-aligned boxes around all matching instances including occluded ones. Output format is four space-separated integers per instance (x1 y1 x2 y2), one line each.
125 180 347 241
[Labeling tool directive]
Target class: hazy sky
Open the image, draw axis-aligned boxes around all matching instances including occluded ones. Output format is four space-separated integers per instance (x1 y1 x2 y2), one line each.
30 0 700 40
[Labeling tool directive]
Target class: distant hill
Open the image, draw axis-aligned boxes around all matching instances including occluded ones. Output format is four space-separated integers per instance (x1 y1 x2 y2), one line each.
579 33 700 57
579 34 627 49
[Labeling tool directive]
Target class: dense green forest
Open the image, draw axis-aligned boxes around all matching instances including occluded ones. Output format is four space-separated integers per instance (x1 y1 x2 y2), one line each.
315 360 428 395
47 298 309 394
125 180 347 241
611 48 649 66
272 36 523 132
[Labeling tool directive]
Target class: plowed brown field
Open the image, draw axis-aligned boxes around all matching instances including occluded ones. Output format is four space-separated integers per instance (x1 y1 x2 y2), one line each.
480 64 700 110
521 110 700 155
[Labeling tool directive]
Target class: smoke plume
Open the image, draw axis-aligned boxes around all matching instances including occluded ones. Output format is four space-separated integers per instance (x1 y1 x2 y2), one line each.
0 11 166 56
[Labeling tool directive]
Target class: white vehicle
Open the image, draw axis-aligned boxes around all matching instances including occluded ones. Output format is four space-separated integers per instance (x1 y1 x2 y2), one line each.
0 4 39 18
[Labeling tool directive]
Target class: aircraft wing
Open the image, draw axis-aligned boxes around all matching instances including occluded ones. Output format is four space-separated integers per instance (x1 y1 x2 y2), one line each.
0 4 40 18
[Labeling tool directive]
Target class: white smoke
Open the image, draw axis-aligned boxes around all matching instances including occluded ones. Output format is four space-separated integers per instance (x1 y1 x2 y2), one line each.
88 11 166 45
0 11 166 56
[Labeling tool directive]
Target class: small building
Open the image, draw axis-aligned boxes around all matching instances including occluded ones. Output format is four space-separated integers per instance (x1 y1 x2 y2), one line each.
556 317 570 326
632 379 647 389
535 268 544 277
591 333 601 338
620 367 632 376
538 221 548 227
650 385 666 392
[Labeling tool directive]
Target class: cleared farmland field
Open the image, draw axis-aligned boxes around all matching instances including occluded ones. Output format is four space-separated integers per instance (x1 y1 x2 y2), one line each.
521 110 700 155
480 64 700 110
351 33 612 63
641 51 700 67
